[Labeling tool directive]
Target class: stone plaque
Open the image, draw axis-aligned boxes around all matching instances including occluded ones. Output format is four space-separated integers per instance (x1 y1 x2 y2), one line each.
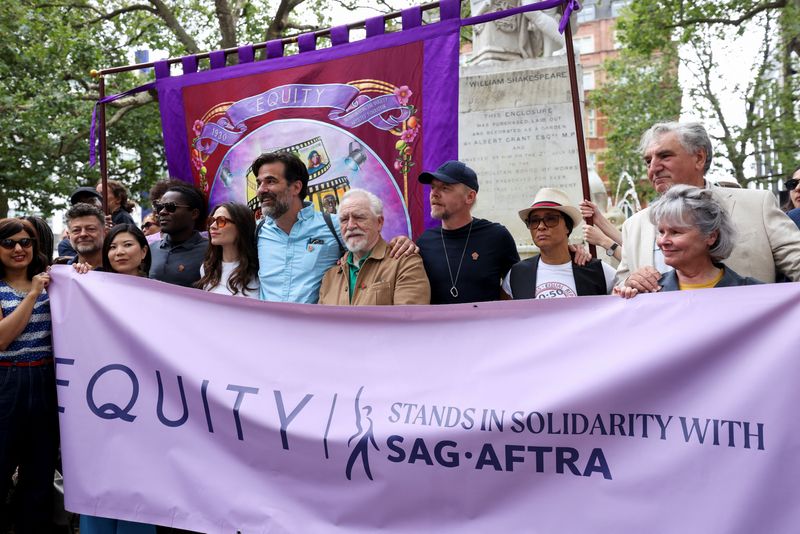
459 56 584 247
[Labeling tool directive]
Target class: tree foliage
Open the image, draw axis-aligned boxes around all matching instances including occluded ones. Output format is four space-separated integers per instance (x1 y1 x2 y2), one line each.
593 0 800 198
0 0 401 218
589 47 681 201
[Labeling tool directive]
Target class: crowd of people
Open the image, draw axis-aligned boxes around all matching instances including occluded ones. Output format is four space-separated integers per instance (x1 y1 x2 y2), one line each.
2 120 799 531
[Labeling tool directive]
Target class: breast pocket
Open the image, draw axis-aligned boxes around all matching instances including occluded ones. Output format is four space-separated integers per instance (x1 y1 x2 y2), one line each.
364 281 391 305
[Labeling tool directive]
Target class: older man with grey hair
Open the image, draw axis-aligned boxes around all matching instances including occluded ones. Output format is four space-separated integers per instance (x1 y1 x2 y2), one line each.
618 121 800 292
318 188 430 305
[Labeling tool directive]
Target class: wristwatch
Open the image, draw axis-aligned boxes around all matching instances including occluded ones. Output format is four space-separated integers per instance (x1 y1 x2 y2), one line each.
606 242 619 256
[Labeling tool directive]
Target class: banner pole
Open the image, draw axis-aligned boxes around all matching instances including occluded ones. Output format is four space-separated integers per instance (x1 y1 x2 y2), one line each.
562 17 596 258
97 76 109 215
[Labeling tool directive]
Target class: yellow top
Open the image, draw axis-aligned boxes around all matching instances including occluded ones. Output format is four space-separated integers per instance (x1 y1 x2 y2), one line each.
679 268 724 290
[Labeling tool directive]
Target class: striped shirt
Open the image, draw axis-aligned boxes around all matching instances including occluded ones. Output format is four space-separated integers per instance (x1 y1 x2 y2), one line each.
0 280 52 363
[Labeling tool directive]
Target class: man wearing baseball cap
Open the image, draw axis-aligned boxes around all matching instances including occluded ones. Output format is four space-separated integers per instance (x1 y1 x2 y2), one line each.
416 160 520 304
503 188 615 299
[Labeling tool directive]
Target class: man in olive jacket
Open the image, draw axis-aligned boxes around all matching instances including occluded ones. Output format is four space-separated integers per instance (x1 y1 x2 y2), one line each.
319 189 430 306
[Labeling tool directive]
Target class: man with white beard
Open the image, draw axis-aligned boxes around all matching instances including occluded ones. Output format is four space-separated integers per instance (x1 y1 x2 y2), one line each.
318 189 430 305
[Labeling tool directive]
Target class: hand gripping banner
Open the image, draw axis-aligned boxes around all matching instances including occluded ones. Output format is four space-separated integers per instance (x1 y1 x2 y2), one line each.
156 0 462 239
49 266 800 532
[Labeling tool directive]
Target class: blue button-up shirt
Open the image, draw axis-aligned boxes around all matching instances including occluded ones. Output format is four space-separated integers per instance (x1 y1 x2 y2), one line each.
258 202 343 303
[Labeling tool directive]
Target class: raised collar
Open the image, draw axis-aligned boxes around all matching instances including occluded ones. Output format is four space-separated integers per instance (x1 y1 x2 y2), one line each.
160 230 203 249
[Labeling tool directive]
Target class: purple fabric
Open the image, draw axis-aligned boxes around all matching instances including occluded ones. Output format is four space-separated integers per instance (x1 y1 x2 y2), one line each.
181 55 198 74
50 267 800 532
440 0 461 20
154 61 170 79
209 50 226 69
89 82 155 167
401 6 422 29
156 18 460 182
266 40 284 59
330 25 349 46
298 33 317 53
365 16 385 37
237 46 255 64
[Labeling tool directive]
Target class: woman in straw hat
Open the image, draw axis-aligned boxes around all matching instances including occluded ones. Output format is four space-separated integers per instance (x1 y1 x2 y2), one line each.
502 188 616 299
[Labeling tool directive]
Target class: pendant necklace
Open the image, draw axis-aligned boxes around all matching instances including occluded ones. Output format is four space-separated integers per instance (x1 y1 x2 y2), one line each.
441 219 473 298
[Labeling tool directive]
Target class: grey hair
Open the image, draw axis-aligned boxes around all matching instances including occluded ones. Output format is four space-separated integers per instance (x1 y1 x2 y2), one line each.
648 184 735 261
639 122 713 175
341 188 383 217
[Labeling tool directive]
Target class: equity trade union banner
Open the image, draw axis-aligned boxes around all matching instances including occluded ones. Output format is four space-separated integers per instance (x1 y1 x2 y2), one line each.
49 266 800 532
155 0 462 239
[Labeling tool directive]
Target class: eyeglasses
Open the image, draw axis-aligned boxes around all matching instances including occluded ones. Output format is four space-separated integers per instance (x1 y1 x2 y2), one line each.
784 179 799 191
154 202 191 213
0 238 35 250
207 216 232 229
142 221 158 230
527 214 563 228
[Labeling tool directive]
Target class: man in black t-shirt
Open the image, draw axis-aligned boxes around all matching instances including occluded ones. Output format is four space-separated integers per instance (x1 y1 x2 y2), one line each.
416 161 520 304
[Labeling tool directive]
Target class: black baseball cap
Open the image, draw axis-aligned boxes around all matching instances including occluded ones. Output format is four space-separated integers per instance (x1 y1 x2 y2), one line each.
418 160 479 192
69 186 102 205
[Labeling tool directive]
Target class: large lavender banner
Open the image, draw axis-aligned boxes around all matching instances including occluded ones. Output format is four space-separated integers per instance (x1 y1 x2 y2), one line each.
49 266 800 532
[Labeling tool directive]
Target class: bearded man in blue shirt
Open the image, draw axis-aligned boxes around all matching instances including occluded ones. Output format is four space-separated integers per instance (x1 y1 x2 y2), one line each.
254 152 417 303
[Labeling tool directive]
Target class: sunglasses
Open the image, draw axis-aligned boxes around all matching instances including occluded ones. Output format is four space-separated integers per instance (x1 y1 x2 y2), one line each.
784 179 799 191
154 202 191 213
0 238 35 250
527 214 563 228
142 221 158 230
207 216 232 230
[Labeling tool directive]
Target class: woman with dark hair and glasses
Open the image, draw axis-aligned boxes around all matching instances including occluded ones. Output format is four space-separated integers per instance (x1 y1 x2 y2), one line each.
196 202 258 297
0 218 59 532
148 184 208 287
502 188 616 299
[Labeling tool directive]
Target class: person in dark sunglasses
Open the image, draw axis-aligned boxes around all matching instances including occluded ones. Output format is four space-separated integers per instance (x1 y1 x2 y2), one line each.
0 218 59 532
149 184 208 287
783 167 800 229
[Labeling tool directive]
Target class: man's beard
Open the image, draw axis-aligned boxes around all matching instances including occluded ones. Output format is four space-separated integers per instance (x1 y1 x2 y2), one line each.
261 192 290 219
74 240 100 255
430 205 450 221
344 232 369 254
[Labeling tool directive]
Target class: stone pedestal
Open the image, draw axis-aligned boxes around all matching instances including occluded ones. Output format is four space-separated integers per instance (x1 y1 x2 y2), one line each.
458 56 584 248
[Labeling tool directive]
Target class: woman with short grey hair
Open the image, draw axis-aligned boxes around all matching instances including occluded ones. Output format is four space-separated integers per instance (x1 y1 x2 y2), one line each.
615 185 762 297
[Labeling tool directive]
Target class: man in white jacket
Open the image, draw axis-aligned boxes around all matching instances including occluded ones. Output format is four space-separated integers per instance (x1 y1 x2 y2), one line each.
617 121 800 292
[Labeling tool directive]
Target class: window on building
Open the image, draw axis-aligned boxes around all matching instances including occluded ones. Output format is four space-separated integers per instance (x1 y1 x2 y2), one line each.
574 35 595 55
583 70 595 91
611 0 630 18
577 5 596 23
586 108 597 138
613 30 624 49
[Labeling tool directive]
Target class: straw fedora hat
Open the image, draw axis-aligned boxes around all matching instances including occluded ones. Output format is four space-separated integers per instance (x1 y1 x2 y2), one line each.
518 188 582 227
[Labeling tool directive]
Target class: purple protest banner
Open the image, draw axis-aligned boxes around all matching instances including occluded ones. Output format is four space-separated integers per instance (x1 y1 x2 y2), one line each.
49 266 800 532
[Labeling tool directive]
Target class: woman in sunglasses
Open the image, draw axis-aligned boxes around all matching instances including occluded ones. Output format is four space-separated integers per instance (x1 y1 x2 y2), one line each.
783 167 800 229
0 218 59 532
502 188 616 299
196 202 258 297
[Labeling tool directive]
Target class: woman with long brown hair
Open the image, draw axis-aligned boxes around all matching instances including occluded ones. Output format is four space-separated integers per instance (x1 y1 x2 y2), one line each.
196 202 258 297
